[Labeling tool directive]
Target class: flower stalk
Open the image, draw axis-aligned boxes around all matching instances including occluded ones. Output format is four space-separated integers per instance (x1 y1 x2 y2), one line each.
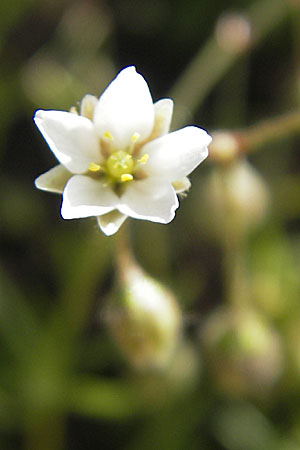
238 109 300 153
207 160 269 309
170 0 287 128
209 109 300 163
107 223 182 370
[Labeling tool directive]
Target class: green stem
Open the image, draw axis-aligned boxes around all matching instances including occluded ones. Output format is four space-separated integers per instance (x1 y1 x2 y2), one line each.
239 110 300 153
170 37 236 128
169 0 287 128
217 167 251 309
210 109 300 163
223 234 250 309
112 221 136 283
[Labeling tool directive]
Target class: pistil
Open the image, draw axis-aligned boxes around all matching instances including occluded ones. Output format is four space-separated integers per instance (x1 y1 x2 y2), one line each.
106 150 134 181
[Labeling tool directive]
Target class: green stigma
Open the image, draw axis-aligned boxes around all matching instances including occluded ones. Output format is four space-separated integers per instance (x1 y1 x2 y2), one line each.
106 150 134 181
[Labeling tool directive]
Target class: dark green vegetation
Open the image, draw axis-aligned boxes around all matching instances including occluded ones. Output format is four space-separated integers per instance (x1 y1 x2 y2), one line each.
1 0 300 449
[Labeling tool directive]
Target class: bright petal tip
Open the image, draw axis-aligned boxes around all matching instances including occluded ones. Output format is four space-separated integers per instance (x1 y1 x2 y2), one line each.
144 126 211 182
97 210 127 236
34 164 71 194
93 66 155 148
34 109 101 174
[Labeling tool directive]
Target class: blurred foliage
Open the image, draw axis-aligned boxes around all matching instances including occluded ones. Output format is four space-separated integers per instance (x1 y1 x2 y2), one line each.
1 0 300 449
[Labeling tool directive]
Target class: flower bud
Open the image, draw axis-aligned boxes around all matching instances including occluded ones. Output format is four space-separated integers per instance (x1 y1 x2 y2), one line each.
106 260 182 370
202 159 270 238
215 12 252 54
209 131 240 164
133 341 200 407
201 307 283 396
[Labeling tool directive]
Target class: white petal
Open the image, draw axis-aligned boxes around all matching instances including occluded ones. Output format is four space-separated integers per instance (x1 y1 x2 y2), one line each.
93 66 155 149
97 210 127 236
34 110 101 174
172 177 191 193
144 126 211 181
119 177 179 223
61 175 118 219
151 98 174 138
80 94 98 120
35 164 72 193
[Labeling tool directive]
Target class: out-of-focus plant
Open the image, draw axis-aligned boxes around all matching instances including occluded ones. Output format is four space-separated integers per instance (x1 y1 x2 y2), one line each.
1 0 300 449
105 233 182 370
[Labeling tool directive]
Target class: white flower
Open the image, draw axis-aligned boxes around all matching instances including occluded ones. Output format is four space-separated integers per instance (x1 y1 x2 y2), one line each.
34 66 211 236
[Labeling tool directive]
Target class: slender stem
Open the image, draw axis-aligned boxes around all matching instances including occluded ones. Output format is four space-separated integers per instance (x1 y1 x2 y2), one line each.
239 110 300 154
210 109 300 162
217 167 251 309
223 234 250 309
170 38 236 128
112 221 136 283
169 0 287 128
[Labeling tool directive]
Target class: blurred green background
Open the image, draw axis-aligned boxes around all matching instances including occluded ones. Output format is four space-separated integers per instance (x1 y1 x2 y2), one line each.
1 0 300 449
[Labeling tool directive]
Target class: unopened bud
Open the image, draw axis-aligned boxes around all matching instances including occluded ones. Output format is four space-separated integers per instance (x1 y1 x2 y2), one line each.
201 307 283 395
106 260 182 370
134 341 200 407
215 12 252 54
210 131 240 164
204 159 270 237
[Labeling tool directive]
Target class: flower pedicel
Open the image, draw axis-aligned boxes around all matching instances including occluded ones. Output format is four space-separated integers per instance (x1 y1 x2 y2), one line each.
34 66 211 235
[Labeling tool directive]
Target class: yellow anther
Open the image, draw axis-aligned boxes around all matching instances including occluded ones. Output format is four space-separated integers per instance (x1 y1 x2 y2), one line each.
131 132 140 143
88 162 101 172
121 174 133 182
103 131 114 140
138 153 149 164
128 132 141 154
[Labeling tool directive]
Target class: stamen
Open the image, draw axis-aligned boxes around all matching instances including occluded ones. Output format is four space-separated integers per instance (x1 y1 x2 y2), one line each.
101 131 114 158
88 162 101 172
128 132 141 154
103 131 114 141
121 174 133 182
138 154 149 164
131 132 140 143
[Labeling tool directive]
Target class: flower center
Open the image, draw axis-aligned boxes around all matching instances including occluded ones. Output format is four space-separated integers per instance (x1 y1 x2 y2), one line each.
106 150 134 181
88 132 149 186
